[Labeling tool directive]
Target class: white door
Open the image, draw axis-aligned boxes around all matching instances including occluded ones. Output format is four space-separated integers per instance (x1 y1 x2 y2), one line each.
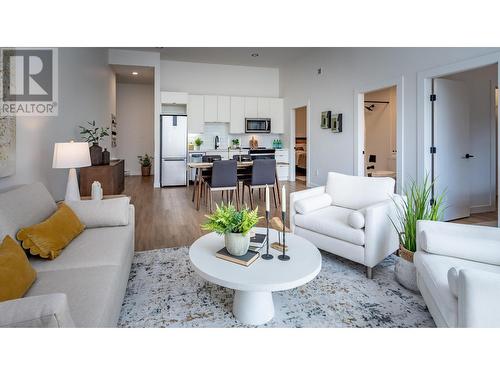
230 96 245 133
434 78 471 221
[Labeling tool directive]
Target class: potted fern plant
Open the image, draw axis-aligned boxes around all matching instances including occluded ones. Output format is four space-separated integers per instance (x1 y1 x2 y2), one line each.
137 154 153 176
390 175 445 291
201 203 261 256
194 137 203 150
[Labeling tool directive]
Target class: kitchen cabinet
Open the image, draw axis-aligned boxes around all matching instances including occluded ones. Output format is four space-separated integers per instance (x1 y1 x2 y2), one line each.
204 95 218 122
275 149 289 181
257 97 271 118
244 97 258 118
217 96 231 123
230 96 245 134
161 91 188 104
270 98 284 133
187 95 204 133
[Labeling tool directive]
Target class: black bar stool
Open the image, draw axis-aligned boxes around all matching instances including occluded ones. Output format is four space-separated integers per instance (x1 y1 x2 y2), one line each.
205 160 239 211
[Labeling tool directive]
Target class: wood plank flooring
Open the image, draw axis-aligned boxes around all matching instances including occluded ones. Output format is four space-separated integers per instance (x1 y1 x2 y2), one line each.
124 176 307 251
450 210 498 226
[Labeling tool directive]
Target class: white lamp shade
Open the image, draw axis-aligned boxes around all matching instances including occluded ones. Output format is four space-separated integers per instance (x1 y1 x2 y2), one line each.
52 141 91 169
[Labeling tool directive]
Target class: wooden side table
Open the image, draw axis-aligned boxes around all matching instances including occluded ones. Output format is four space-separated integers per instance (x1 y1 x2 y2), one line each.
79 160 125 196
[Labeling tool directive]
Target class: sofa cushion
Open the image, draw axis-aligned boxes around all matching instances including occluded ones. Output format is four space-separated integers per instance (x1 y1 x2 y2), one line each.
447 267 459 298
415 250 500 327
294 206 365 246
66 197 130 228
0 182 57 241
348 211 365 229
0 235 37 302
294 193 332 215
17 203 85 260
325 172 394 210
25 266 123 327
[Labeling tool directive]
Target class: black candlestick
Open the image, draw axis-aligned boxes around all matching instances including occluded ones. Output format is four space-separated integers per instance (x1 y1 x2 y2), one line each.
262 211 273 260
278 211 290 261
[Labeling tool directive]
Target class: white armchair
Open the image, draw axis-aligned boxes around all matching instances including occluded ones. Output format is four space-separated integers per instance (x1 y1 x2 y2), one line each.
415 220 500 327
290 172 399 278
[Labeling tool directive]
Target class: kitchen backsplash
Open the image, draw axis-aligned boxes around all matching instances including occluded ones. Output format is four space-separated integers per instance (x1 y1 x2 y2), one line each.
188 123 282 150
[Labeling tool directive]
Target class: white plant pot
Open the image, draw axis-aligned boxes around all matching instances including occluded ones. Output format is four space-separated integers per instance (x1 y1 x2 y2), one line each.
225 232 250 256
394 256 419 293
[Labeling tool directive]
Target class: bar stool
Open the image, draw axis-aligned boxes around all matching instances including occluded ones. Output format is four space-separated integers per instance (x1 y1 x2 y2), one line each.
242 159 278 209
205 160 239 212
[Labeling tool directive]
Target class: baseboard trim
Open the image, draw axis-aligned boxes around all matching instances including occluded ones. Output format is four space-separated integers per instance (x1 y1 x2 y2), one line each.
470 205 496 214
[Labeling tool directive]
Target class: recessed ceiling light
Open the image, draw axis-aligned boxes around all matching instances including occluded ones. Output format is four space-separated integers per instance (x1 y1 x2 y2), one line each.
251 53 259 57
132 72 139 75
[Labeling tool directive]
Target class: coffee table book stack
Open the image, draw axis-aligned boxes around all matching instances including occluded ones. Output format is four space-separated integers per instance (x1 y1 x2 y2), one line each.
215 248 260 267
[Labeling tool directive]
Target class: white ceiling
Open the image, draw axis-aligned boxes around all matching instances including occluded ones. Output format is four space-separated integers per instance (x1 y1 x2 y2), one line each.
110 64 154 84
127 47 315 68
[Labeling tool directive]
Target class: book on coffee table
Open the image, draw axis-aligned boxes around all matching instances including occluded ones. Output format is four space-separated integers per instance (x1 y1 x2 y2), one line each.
216 248 260 267
249 233 267 249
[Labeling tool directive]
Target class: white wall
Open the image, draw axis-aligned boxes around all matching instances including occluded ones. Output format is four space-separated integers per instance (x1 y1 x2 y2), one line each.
116 83 154 176
0 48 115 200
160 60 279 97
445 64 498 212
364 86 396 172
279 47 500 186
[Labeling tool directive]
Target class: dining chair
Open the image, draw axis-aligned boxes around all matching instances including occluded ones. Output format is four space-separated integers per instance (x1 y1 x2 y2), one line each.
195 155 222 206
205 160 239 211
242 159 278 209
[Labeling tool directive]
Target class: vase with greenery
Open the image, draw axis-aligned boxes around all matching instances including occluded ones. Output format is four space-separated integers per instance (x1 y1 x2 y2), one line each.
390 175 445 291
231 138 240 149
138 154 153 176
201 203 261 256
194 137 203 150
79 121 109 165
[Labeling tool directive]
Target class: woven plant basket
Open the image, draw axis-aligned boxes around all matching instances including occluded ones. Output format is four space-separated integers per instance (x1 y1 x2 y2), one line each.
399 244 414 263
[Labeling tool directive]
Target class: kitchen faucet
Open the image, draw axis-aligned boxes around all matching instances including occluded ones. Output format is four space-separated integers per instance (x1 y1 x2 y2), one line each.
214 135 220 150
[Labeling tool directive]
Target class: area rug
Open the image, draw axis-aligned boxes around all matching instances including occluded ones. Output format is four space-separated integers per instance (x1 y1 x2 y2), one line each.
118 247 435 328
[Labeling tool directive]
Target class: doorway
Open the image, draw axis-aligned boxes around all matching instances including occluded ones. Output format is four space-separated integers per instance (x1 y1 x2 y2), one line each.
363 86 397 182
430 64 498 225
294 106 307 184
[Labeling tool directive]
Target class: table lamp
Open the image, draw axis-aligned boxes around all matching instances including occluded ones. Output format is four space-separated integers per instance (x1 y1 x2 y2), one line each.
53 141 91 201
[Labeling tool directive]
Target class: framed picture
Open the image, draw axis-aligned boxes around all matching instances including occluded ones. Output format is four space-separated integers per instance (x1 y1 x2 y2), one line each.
111 114 117 148
331 113 342 133
321 111 331 129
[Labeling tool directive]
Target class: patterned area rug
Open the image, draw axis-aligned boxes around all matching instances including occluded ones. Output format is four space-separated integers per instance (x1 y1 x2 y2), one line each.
118 247 435 328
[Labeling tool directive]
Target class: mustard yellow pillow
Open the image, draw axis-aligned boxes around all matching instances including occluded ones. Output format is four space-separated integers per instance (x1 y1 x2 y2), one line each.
0 235 37 302
17 203 85 260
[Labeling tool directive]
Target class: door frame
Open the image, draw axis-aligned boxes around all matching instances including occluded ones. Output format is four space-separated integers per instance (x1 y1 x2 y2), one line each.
354 76 404 194
289 100 312 186
417 52 500 226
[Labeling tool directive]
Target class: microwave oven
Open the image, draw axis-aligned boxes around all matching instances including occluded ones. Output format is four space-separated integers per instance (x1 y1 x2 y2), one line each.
245 118 271 133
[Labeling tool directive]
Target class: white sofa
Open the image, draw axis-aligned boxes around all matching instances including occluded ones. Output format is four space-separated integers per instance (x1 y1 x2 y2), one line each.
0 182 134 327
290 172 399 278
415 220 500 327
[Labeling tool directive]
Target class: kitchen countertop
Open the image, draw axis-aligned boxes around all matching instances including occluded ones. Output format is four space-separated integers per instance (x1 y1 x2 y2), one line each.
189 148 287 153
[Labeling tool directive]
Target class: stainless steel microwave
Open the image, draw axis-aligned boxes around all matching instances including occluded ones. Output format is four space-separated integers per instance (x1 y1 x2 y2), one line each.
245 118 271 133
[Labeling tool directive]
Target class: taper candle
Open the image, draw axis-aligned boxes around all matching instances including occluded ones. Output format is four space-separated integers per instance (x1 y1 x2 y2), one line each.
282 185 286 213
265 184 270 212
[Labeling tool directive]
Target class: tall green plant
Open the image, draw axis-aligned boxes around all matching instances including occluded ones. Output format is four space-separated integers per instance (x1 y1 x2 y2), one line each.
390 175 445 252
201 203 261 235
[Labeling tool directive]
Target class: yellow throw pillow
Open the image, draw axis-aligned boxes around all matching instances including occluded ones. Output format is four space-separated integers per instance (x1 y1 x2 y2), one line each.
0 235 37 302
17 203 85 260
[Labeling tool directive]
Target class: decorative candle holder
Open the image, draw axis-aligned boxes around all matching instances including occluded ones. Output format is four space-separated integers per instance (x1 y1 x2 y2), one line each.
278 211 290 261
262 211 273 260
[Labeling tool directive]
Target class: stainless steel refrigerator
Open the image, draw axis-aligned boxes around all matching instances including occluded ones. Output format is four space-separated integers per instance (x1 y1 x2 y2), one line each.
161 115 187 186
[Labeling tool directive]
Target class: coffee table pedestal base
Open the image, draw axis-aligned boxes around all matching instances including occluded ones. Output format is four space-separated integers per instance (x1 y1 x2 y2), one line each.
233 290 274 325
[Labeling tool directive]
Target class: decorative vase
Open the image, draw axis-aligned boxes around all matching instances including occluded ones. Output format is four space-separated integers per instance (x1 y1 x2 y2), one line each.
141 165 151 176
224 232 251 256
89 142 103 165
102 148 110 165
195 145 200 150
395 245 419 292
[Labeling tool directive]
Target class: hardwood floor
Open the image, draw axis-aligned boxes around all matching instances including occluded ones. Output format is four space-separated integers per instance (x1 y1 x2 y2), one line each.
450 210 498 226
124 176 307 251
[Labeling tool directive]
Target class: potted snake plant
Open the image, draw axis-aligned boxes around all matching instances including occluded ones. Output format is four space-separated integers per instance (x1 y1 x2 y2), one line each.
201 203 261 256
390 175 445 292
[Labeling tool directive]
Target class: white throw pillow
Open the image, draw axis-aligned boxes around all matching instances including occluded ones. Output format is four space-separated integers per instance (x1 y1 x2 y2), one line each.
295 194 332 215
66 197 130 228
348 211 365 229
447 267 459 298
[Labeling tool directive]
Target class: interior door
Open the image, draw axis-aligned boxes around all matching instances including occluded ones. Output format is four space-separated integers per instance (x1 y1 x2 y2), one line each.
433 78 471 221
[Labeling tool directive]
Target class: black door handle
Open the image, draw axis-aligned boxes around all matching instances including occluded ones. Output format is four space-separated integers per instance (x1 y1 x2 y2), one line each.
464 153 474 159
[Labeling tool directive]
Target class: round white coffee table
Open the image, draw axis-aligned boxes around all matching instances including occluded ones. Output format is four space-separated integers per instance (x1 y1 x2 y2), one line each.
189 228 322 325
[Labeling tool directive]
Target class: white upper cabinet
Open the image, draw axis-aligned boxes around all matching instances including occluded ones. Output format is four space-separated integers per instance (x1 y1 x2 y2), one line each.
257 97 271 118
244 97 258 118
230 96 245 134
161 91 188 104
187 95 204 133
204 95 218 122
217 96 231 123
270 98 284 133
